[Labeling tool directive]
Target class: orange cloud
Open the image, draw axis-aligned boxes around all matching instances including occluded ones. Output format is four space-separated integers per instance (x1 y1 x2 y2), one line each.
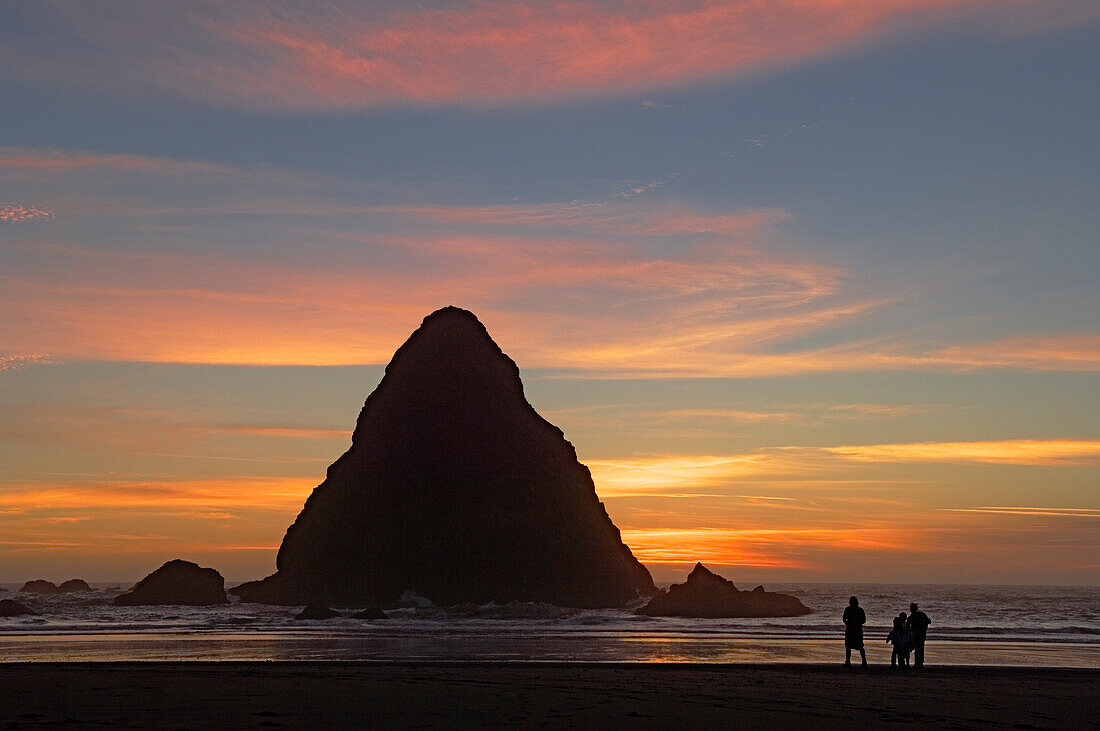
925 335 1100 371
0 477 316 512
0 354 58 372
826 439 1100 466
619 526 943 567
940 506 1100 518
588 455 793 496
4 147 1097 377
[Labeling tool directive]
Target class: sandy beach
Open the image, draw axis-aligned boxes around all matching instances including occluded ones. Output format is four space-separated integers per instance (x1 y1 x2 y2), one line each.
1 662 1096 728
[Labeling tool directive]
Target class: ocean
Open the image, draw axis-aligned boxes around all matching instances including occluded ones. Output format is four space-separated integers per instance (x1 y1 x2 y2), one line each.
2 583 1097 667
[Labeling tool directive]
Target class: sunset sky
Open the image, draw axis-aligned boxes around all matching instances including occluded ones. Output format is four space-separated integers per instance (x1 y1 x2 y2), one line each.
1 0 1098 585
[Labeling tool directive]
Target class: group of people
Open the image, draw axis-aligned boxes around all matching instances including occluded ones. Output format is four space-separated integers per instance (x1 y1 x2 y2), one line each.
842 596 932 668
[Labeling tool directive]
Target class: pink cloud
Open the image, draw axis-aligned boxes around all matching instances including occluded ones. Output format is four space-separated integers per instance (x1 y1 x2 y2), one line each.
217 0 1009 107
6 1 1090 109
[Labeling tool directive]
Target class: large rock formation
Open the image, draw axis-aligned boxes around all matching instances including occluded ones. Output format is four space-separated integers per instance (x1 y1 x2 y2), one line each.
233 307 653 608
58 579 93 593
113 560 229 606
20 579 59 594
0 599 38 617
636 563 811 618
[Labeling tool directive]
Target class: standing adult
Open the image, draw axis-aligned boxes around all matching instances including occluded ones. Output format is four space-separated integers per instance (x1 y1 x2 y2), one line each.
843 596 867 667
908 602 932 668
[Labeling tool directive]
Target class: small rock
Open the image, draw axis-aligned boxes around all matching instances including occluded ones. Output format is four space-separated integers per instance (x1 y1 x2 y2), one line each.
636 563 811 618
350 607 387 620
295 604 342 620
0 599 39 617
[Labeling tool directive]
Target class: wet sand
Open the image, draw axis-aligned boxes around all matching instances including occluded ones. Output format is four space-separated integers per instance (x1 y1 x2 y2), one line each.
1 662 1096 728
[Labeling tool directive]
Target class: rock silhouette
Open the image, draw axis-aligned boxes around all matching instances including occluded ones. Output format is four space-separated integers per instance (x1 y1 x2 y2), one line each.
0 599 38 617
636 563 811 618
58 579 93 593
232 307 653 608
350 607 387 620
113 560 228 606
295 605 341 620
20 579 59 594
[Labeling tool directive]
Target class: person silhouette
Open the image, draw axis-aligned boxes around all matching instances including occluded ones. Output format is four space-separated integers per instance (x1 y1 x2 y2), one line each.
843 596 867 667
886 615 908 668
907 602 932 668
897 612 911 666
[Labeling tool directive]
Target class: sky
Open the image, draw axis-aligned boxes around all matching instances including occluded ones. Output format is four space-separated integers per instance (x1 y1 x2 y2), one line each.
1 0 1098 585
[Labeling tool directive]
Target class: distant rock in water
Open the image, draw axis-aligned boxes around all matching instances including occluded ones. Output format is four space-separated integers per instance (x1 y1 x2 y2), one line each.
232 307 654 608
58 579 93 593
295 605 341 620
636 563 811 618
350 607 387 620
0 599 38 617
20 579 59 594
113 560 228 606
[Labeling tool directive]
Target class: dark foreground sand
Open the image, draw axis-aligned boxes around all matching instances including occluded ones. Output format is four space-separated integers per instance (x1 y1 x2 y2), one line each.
1 662 1096 729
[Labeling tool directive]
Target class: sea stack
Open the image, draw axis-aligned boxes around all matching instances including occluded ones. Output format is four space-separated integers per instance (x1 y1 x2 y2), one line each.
19 580 59 594
233 307 654 608
113 560 229 606
636 563 811 618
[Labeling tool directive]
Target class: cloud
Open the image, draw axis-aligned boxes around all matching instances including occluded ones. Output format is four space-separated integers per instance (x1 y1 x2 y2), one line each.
826 439 1100 466
0 204 55 223
619 526 944 566
5 1 1094 110
4 147 1097 377
924 335 1100 371
0 354 58 372
939 506 1100 518
586 440 1100 497
0 476 316 512
0 149 228 174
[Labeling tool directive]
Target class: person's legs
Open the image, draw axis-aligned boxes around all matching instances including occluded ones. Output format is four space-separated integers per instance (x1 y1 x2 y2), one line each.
845 647 852 666
913 640 924 667
890 649 898 667
859 647 867 667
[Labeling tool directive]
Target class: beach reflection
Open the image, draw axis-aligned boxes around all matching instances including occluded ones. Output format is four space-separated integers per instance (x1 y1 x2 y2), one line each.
2 632 1097 667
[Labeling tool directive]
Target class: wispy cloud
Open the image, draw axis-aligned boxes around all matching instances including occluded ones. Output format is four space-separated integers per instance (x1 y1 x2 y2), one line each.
4 147 1097 377
940 506 1100 518
0 476 316 512
587 439 1100 496
0 354 58 372
5 1 1093 110
827 439 1100 466
619 525 945 566
0 204 55 223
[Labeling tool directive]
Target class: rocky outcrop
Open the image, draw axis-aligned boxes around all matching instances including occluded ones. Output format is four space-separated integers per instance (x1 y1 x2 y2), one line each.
58 579 93 593
295 605 341 620
20 579 59 594
636 563 811 618
0 599 38 616
232 307 653 608
350 607 387 620
113 560 228 606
